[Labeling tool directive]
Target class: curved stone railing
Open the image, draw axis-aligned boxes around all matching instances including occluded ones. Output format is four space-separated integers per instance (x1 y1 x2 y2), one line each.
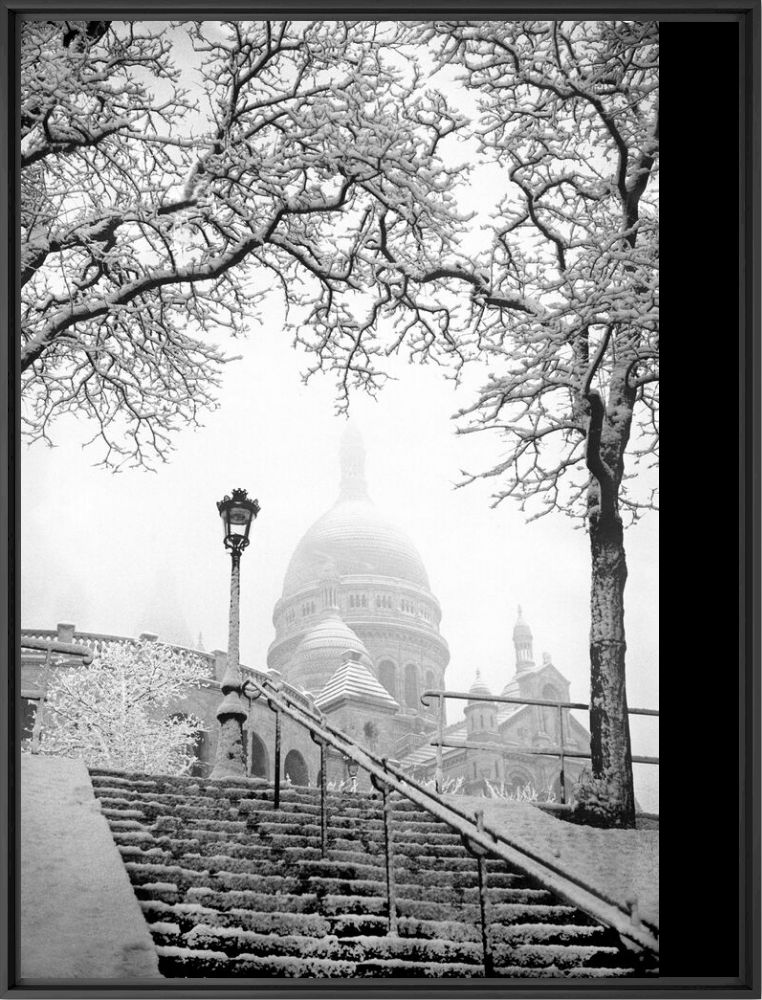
20 626 312 709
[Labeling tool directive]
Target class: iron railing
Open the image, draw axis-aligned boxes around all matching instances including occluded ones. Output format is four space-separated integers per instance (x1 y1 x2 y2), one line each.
420 689 659 806
242 673 659 967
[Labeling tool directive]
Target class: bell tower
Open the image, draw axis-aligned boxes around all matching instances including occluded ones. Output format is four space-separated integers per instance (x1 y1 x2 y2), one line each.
513 606 535 673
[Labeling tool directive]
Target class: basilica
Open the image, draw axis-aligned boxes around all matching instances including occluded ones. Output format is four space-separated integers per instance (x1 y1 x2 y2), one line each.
264 425 591 800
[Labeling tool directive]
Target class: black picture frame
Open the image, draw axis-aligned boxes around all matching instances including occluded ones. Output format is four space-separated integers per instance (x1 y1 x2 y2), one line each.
1 4 759 997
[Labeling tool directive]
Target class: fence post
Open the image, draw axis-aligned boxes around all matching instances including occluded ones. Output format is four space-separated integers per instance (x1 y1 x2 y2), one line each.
274 708 281 810
474 810 493 976
372 772 398 937
435 693 445 794
320 741 328 858
557 703 566 804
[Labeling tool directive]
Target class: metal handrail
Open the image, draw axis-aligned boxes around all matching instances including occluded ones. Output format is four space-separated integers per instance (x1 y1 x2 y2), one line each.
242 674 659 962
420 688 659 717
419 688 659 806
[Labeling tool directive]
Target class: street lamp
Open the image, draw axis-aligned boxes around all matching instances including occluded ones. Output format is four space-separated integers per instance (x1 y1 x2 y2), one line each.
211 488 260 779
345 755 359 793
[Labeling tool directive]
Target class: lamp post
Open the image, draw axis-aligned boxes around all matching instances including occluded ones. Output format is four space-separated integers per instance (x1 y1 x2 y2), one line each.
345 755 359 793
211 488 260 780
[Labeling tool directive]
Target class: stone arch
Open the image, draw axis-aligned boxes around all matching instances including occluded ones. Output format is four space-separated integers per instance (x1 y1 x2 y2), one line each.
248 731 269 779
506 769 535 796
284 748 309 786
404 663 419 709
378 659 397 699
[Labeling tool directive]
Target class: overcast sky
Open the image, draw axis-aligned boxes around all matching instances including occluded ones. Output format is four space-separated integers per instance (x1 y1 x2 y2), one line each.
21 21 658 809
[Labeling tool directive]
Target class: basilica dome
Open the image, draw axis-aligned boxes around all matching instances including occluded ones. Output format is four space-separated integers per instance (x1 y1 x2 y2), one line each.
281 426 429 597
288 612 372 694
268 425 449 697
282 498 429 596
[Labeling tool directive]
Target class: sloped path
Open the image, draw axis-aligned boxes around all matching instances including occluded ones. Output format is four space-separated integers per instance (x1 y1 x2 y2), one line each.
20 755 160 979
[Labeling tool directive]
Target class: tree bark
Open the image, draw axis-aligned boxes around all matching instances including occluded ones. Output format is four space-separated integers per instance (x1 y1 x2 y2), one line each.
576 509 636 827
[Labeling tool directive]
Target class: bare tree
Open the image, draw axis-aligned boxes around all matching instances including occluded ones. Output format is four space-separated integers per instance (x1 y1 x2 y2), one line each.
21 20 463 467
306 20 659 827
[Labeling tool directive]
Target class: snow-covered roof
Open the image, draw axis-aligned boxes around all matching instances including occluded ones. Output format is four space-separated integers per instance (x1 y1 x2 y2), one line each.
314 654 399 712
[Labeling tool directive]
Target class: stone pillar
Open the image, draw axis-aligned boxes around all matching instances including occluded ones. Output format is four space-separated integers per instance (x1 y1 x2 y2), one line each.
57 623 75 644
212 650 228 682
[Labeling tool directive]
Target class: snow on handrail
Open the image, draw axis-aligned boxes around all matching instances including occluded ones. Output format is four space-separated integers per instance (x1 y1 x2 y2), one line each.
244 674 659 958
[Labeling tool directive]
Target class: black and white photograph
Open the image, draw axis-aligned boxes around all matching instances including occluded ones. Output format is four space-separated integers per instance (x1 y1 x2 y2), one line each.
4 9 744 990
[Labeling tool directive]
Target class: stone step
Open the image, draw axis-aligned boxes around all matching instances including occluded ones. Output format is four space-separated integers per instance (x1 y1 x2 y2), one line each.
185 886 321 913
93 771 649 979
139 900 613 950
179 925 483 965
244 827 464 850
103 799 446 829
490 942 624 970
120 846 527 890
121 855 538 903
161 946 493 980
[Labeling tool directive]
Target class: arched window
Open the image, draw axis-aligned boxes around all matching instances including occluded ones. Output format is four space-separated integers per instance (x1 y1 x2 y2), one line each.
284 749 309 786
404 664 418 709
378 660 397 699
508 772 533 796
248 731 269 779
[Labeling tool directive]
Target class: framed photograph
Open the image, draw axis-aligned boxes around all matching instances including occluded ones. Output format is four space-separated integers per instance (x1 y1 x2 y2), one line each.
1 3 758 996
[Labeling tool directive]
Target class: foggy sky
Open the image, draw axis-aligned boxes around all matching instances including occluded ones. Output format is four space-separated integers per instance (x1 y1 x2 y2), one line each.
21 313 659 808
21 22 658 809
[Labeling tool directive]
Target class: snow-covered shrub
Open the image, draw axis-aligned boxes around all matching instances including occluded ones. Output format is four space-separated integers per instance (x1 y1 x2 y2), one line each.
420 775 464 795
484 779 557 803
39 640 209 774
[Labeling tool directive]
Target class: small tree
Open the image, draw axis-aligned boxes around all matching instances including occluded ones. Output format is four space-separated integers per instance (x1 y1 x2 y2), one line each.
39 640 210 774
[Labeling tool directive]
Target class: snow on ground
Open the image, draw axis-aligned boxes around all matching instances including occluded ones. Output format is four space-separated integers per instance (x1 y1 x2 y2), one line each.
20 754 161 978
444 794 659 928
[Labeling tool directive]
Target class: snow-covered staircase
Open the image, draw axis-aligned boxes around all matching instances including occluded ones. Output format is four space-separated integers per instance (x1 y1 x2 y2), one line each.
90 769 656 978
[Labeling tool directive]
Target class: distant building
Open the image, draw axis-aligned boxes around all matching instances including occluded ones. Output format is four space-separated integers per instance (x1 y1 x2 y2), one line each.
265 427 591 799
21 427 591 798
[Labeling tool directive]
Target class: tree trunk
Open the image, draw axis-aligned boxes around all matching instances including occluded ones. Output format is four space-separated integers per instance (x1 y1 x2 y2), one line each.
576 510 636 828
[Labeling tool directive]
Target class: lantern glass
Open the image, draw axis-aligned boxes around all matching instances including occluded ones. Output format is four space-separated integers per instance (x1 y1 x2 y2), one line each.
217 489 260 552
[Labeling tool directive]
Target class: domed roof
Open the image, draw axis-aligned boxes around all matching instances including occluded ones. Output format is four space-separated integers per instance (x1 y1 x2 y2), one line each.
468 669 492 701
288 612 373 694
296 614 371 662
281 426 430 596
283 498 430 595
